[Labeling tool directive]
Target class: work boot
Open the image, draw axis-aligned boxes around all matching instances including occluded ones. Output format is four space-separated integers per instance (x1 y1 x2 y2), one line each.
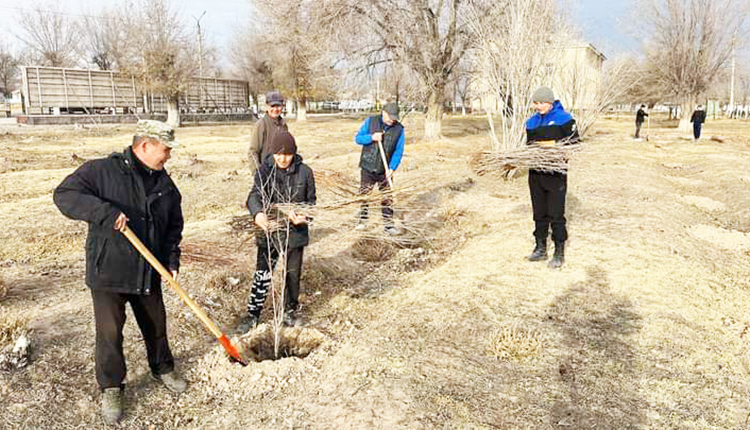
101 387 123 425
548 241 565 269
151 370 187 394
283 309 300 327
527 238 547 261
236 313 260 334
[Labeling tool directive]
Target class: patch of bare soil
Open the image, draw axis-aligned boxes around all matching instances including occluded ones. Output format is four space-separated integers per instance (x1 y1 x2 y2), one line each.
2 116 750 429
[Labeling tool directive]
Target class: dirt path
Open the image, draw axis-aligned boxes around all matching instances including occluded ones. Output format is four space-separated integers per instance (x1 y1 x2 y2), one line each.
2 118 750 429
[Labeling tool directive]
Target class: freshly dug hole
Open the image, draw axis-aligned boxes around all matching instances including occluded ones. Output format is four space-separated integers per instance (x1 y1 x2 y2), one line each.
352 237 398 262
239 324 325 362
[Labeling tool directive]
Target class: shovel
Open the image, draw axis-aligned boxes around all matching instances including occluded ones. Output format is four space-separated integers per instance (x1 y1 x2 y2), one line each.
120 224 247 366
376 139 394 189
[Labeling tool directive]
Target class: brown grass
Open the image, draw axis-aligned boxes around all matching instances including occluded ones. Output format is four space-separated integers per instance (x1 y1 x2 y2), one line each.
0 310 28 347
486 322 543 362
2 115 750 429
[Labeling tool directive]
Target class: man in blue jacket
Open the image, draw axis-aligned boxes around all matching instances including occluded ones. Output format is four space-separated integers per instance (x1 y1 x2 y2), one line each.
525 87 579 269
354 102 405 235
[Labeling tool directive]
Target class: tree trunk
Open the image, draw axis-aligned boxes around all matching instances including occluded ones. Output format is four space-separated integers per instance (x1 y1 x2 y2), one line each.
425 90 443 139
678 98 695 134
297 98 307 122
167 96 180 128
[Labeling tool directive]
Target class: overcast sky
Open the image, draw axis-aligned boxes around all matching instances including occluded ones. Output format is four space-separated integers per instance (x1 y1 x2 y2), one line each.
0 0 639 61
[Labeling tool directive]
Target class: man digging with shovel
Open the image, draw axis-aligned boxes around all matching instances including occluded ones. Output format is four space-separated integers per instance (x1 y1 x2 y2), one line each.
54 120 187 425
354 102 405 235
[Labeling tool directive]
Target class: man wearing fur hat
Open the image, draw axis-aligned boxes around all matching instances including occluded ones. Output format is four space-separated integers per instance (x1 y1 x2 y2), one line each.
239 130 316 332
525 87 579 269
53 120 187 425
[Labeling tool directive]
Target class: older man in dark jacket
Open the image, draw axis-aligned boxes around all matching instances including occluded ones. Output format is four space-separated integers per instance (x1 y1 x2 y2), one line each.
53 120 186 425
240 130 316 332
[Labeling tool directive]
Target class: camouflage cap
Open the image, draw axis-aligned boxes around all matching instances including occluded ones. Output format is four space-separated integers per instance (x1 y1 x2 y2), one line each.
135 120 179 148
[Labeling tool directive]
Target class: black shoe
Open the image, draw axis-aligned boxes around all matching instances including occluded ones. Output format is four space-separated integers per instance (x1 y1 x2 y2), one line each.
548 241 565 269
237 314 259 333
527 239 547 261
283 309 299 327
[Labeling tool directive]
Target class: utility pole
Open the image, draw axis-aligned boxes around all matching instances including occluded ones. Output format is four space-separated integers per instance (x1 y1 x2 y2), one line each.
193 11 206 110
730 48 736 118
730 30 737 118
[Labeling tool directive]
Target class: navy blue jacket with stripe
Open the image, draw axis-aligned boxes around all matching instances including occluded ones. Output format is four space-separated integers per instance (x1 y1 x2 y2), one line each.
526 100 579 175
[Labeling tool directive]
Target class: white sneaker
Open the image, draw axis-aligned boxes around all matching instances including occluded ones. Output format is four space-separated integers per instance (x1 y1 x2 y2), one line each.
384 225 401 236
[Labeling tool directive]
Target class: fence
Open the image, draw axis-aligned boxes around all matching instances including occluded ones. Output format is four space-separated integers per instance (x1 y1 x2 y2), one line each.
20 66 249 115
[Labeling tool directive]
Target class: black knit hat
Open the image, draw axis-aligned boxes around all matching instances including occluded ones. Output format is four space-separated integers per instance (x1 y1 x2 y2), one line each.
268 131 297 154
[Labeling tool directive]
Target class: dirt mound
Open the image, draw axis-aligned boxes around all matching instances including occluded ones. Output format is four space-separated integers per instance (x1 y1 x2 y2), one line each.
690 224 750 251
681 195 726 212
191 326 326 397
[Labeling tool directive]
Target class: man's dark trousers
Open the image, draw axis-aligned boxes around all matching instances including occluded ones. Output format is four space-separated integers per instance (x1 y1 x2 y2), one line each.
635 122 642 138
693 122 702 139
358 169 394 222
529 170 568 243
91 289 174 390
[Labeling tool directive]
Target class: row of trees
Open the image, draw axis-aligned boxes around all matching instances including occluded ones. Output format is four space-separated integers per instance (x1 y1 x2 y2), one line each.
3 0 749 138
3 0 213 126
231 0 749 140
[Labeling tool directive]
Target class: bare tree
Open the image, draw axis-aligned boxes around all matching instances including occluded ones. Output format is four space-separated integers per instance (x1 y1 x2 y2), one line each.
451 60 474 116
17 1 81 68
123 0 195 127
249 0 339 121
80 6 134 71
467 0 563 150
322 0 478 138
230 25 276 113
559 56 640 136
639 0 749 133
0 44 20 98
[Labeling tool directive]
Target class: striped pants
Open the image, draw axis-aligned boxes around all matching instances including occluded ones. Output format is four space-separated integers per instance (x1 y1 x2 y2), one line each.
247 244 304 316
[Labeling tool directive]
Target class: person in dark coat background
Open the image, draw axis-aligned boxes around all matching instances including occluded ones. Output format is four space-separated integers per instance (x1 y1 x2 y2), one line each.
240 130 316 332
53 120 187 425
525 86 580 269
248 91 289 175
691 105 707 140
635 104 648 139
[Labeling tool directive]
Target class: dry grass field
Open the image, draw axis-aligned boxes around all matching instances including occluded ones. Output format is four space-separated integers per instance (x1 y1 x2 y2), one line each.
1 113 750 429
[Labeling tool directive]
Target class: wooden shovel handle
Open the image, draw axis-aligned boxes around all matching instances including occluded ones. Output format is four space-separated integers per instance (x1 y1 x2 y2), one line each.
121 224 222 338
376 140 394 189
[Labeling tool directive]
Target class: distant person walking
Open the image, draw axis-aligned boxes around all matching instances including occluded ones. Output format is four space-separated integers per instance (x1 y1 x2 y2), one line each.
635 104 648 139
525 86 579 269
248 91 288 174
690 105 706 140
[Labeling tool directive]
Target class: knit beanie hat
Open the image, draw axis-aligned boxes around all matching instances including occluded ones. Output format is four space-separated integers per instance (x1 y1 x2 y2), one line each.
268 131 297 154
532 86 555 104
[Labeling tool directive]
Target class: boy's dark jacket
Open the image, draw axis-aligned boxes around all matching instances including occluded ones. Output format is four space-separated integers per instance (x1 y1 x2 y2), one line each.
246 154 316 248
53 147 183 295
